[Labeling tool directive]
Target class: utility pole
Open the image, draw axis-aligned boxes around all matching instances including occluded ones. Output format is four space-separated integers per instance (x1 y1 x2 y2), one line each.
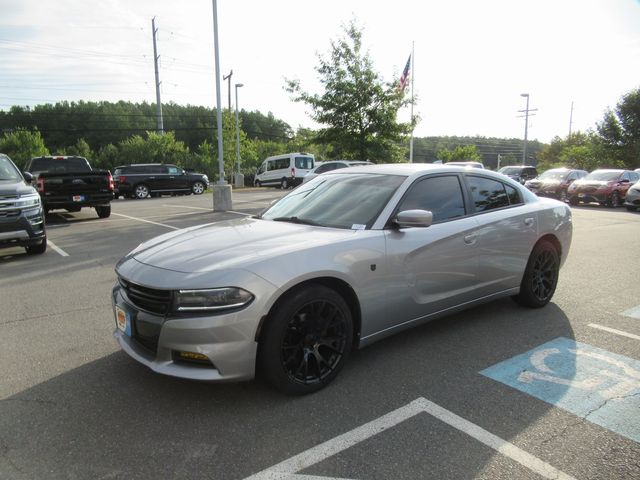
151 17 164 134
569 101 574 138
518 94 537 165
223 70 233 110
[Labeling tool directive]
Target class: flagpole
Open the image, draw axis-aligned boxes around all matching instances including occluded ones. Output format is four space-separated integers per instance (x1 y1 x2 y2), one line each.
409 41 415 163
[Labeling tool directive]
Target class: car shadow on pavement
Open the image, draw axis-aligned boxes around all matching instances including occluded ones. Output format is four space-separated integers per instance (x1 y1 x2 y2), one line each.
0 299 595 480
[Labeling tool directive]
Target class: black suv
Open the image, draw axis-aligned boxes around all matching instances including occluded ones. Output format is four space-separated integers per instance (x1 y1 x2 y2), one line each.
498 165 538 184
113 164 209 199
0 153 47 254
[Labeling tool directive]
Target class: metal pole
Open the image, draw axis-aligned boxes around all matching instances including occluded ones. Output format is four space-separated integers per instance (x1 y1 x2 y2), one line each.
569 101 574 138
212 0 225 185
151 17 164 134
223 70 233 111
235 84 243 174
521 93 529 166
409 41 415 163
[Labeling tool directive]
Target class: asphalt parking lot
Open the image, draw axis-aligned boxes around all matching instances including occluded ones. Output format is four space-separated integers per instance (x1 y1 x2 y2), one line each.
1 190 639 480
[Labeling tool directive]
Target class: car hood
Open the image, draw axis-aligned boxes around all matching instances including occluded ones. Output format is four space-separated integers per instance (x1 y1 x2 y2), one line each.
124 216 360 274
527 179 561 187
0 180 36 196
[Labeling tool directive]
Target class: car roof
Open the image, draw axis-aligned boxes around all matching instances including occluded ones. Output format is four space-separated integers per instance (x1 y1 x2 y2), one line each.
328 163 510 179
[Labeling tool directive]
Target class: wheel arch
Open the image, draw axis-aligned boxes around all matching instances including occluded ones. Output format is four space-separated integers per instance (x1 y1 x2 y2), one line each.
535 233 562 261
255 276 362 349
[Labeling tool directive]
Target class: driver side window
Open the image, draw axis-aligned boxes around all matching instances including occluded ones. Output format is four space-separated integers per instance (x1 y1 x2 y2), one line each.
397 175 466 223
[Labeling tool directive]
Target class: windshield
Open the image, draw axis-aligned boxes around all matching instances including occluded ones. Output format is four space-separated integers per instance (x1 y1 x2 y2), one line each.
261 173 405 229
499 167 522 175
539 170 569 181
584 170 622 181
0 155 22 181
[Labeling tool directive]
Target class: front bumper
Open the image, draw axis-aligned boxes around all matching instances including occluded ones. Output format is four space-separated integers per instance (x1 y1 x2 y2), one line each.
111 276 276 382
0 206 46 249
624 190 640 209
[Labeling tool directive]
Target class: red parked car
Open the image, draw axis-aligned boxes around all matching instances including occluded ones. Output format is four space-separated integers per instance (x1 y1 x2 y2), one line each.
567 169 640 207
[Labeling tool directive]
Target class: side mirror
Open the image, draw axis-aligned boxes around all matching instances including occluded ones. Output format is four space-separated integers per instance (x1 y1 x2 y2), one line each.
23 171 33 183
394 209 433 228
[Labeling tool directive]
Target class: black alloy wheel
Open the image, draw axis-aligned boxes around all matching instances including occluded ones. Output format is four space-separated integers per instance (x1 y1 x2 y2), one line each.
514 240 559 308
259 284 353 395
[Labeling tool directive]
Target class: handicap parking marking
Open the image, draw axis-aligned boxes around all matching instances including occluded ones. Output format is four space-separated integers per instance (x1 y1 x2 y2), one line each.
481 337 640 443
621 305 640 320
244 397 576 480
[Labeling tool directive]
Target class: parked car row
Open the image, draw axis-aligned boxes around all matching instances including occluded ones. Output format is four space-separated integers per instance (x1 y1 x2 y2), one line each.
520 166 640 210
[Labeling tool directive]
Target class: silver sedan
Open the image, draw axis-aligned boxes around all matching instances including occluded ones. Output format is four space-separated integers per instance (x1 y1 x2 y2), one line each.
112 164 572 395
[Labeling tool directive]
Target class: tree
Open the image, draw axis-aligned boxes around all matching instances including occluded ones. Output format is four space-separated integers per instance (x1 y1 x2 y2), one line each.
0 128 49 169
285 21 411 162
597 87 640 168
437 145 481 162
118 131 188 165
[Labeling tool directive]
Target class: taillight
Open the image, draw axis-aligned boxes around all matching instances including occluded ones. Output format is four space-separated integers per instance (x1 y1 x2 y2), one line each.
107 173 114 191
291 167 296 178
36 177 45 193
118 175 125 184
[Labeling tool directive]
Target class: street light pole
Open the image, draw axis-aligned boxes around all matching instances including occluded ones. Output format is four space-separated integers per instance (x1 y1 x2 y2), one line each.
211 0 232 211
520 93 530 166
234 83 244 187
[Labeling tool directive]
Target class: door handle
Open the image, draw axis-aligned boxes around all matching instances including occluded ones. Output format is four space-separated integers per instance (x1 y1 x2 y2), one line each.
464 234 477 245
524 217 534 227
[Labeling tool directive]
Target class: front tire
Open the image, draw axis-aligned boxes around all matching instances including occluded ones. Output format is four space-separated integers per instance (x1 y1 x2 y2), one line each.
192 181 205 195
26 236 47 255
568 196 579 206
258 284 353 395
513 240 560 308
608 191 621 208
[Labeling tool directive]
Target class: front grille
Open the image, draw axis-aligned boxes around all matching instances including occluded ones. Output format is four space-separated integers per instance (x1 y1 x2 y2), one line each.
119 277 173 315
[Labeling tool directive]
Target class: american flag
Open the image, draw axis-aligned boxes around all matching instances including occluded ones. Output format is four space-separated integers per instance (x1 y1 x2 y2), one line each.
398 54 411 92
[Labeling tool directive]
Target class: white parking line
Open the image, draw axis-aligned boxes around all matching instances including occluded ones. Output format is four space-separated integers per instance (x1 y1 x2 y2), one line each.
589 323 640 341
244 397 576 480
111 212 179 230
162 204 255 217
47 240 69 257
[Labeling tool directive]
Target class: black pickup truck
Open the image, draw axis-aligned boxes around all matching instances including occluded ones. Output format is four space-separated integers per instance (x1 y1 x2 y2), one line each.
25 156 114 218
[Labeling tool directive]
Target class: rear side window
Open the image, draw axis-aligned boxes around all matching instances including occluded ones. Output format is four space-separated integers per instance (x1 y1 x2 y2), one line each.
467 176 510 212
397 175 466 223
29 157 91 173
295 156 314 169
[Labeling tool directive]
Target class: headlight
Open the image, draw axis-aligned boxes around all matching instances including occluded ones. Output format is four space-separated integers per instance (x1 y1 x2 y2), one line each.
17 193 41 208
176 287 254 312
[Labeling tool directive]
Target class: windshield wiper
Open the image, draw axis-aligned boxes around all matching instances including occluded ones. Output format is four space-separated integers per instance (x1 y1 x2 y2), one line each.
272 216 322 226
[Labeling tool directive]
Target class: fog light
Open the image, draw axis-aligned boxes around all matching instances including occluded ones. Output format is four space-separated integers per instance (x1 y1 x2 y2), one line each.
173 350 213 367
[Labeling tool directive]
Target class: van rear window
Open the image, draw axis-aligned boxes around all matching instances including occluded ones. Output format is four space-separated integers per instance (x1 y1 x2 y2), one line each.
295 156 314 169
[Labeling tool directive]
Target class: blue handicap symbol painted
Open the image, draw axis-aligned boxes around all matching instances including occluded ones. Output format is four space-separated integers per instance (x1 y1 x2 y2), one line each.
481 337 640 443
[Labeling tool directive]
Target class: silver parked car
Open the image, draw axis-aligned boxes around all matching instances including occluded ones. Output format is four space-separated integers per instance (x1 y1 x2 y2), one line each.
112 164 572 394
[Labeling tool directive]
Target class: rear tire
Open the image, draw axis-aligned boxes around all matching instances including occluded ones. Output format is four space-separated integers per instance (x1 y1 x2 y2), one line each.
513 240 560 308
134 184 150 199
568 197 579 206
96 205 111 218
258 284 353 395
280 178 288 189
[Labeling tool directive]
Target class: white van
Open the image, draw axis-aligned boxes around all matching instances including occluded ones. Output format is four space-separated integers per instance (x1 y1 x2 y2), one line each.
254 153 315 188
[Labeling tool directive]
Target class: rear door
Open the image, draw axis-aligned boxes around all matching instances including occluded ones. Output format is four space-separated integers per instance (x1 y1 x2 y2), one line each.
463 174 537 296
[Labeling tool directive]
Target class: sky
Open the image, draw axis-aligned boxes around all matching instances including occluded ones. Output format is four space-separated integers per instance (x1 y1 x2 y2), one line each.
0 0 639 143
